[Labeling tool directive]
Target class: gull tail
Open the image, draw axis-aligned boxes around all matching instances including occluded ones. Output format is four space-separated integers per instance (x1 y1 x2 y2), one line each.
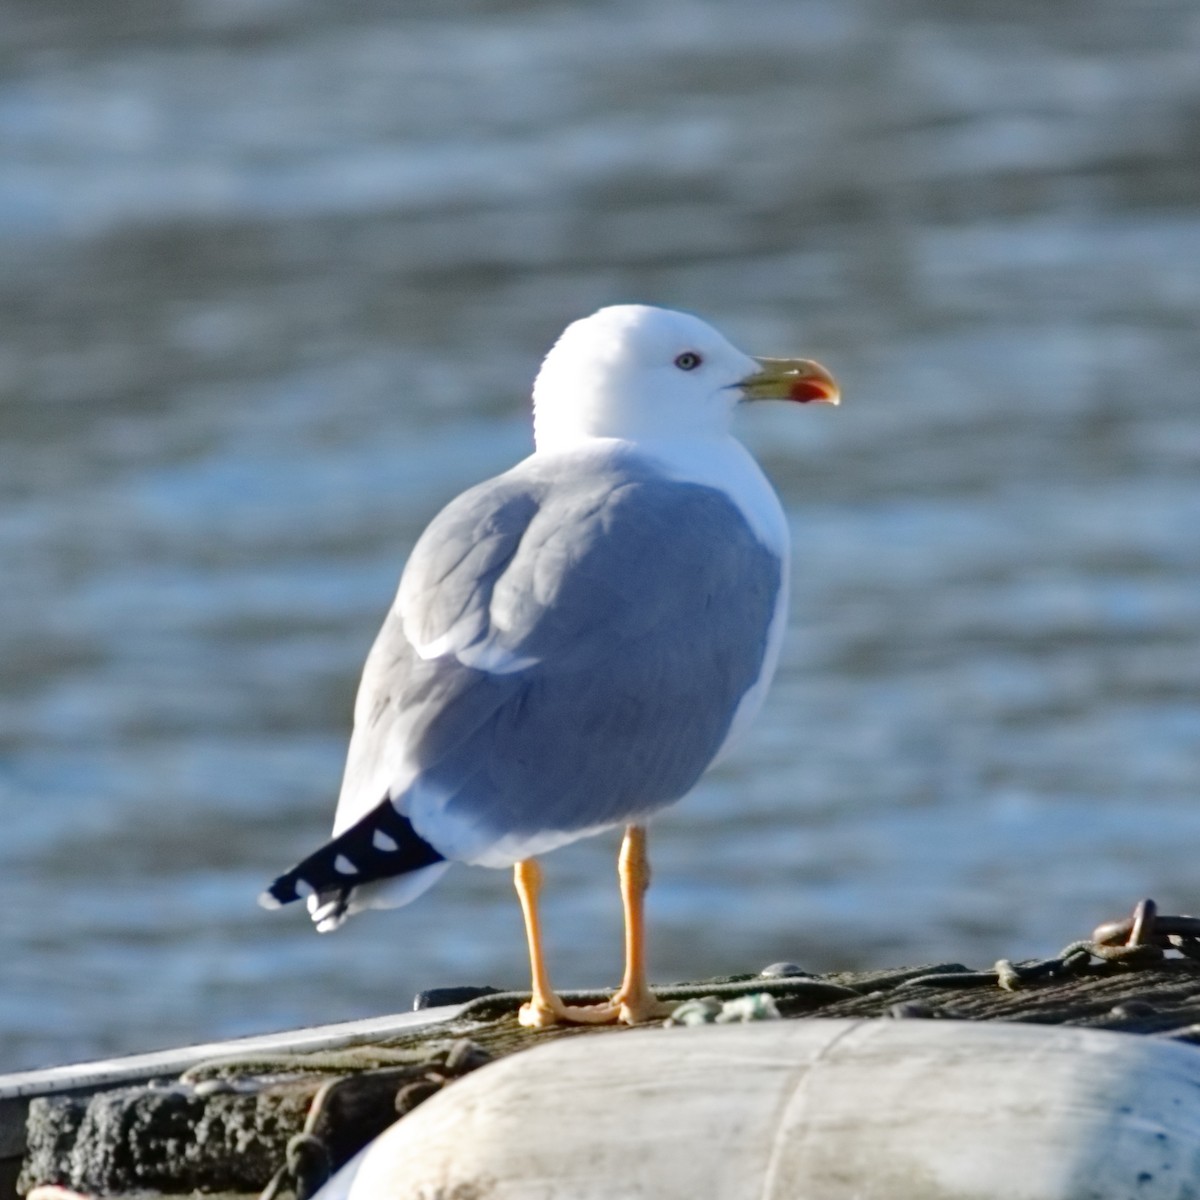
259 801 447 932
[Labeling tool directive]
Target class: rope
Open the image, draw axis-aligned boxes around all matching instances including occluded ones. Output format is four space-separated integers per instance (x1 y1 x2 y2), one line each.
248 1039 492 1199
452 975 861 1022
890 898 1198 998
258 1077 339 1200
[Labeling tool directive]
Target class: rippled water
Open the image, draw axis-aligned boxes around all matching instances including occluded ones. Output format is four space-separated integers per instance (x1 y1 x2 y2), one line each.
2 0 1198 1072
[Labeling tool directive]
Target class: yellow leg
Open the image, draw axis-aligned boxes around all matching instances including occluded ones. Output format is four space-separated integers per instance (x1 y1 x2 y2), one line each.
610 825 673 1023
514 858 619 1028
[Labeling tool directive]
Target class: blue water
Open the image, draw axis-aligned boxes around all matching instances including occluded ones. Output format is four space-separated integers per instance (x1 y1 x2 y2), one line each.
2 0 1198 1072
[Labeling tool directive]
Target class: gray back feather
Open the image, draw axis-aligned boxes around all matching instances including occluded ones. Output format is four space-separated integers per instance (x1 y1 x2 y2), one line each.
340 447 781 853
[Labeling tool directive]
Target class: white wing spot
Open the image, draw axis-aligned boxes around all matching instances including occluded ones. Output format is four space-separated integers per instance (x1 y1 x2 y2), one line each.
411 628 463 661
373 829 399 852
334 855 358 876
295 879 316 898
454 642 540 674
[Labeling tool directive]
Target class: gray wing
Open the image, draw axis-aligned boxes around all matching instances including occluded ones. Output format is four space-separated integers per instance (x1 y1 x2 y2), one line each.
335 448 781 863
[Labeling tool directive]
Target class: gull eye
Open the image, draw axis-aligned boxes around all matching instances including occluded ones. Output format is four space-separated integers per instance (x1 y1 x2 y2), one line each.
674 351 703 371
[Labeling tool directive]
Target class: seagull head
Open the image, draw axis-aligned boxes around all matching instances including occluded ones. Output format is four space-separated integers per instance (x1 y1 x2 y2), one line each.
531 305 839 452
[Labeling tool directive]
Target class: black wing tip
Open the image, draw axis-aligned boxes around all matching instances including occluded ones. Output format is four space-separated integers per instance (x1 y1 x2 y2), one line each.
258 872 312 910
258 805 443 919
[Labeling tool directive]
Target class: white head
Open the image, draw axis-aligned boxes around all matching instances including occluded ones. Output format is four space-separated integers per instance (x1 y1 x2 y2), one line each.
531 305 838 453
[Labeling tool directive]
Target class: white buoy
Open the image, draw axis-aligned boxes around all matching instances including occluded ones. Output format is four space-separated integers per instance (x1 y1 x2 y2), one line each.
321 1019 1200 1200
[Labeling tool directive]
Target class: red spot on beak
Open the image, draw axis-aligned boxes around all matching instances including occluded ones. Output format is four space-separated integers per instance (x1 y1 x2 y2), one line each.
789 377 836 404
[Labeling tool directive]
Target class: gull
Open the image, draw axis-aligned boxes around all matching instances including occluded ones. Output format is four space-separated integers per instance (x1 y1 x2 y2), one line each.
261 304 839 1027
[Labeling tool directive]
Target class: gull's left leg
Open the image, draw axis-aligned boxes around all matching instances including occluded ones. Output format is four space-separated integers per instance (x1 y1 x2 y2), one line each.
610 824 673 1024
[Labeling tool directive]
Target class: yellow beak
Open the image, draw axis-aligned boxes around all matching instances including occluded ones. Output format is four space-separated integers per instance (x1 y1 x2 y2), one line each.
739 357 841 406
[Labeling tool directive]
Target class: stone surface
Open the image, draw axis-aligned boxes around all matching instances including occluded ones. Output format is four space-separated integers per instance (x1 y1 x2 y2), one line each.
19 1061 475 1196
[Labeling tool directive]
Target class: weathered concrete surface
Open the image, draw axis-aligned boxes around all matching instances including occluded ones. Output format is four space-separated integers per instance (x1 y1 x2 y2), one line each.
17 957 1200 1197
19 1048 489 1197
0 1003 467 1155
0 1004 468 1200
24 1078 313 1196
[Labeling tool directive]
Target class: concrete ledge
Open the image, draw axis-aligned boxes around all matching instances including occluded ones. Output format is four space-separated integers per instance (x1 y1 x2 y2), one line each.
0 1005 464 1197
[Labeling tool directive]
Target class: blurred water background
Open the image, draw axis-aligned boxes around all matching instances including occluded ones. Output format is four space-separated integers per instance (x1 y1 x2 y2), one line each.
1 0 1198 1073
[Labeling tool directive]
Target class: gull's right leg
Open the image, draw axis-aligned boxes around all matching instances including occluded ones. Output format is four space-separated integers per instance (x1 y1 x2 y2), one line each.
513 858 621 1028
